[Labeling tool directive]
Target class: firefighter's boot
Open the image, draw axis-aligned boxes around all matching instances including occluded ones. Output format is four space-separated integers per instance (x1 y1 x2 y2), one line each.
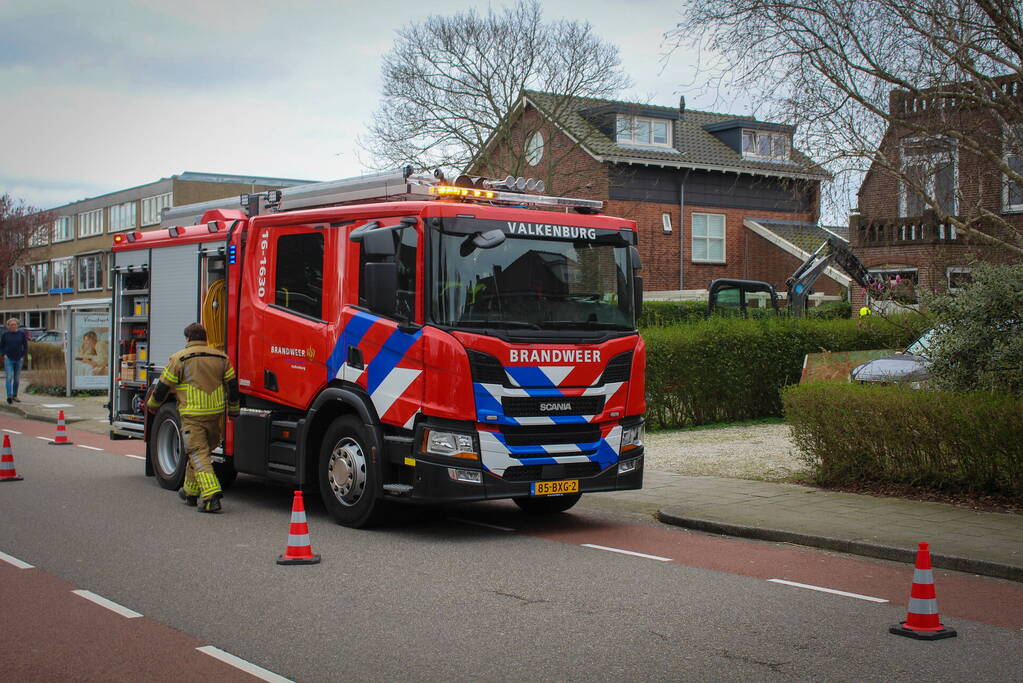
195 471 223 514
178 488 198 506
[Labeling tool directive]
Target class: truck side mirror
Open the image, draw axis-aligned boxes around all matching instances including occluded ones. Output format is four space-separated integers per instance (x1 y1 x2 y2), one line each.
363 262 398 318
360 228 398 258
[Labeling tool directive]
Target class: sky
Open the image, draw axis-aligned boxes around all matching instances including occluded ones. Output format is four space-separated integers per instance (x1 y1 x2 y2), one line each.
0 0 737 210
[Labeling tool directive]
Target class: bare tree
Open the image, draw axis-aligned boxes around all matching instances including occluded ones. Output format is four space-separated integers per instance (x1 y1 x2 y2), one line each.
0 194 52 291
668 0 1023 254
361 0 631 183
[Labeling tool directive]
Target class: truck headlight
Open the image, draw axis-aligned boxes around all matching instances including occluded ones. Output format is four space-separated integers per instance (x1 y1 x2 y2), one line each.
422 428 479 460
621 422 644 453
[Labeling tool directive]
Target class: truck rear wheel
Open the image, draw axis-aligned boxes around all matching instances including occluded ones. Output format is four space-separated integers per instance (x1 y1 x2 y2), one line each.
513 492 582 514
318 416 385 528
149 404 185 490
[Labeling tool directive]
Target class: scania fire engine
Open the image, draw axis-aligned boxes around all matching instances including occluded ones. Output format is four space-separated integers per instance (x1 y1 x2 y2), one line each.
109 169 646 527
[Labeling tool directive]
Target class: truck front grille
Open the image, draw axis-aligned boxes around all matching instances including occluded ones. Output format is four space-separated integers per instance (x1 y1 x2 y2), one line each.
502 462 602 482
500 424 601 446
502 396 605 417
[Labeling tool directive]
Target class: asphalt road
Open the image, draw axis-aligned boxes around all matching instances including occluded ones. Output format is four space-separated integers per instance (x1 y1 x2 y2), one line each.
2 415 1022 682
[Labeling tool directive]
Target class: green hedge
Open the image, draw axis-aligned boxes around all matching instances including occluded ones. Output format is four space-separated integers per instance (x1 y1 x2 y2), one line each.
806 301 851 320
783 382 1023 496
638 301 708 327
642 316 927 429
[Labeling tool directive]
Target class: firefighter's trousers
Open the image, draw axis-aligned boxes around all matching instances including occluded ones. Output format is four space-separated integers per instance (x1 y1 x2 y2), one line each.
180 413 223 501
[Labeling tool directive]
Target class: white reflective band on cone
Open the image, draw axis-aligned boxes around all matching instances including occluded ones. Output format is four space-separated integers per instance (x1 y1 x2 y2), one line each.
908 598 939 614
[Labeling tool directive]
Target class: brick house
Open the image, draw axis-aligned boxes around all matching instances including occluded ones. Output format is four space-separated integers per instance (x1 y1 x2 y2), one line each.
851 81 1023 308
3 172 311 335
470 90 849 299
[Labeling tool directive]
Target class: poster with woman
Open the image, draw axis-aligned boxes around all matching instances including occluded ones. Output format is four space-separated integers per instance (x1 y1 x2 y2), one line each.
71 312 110 390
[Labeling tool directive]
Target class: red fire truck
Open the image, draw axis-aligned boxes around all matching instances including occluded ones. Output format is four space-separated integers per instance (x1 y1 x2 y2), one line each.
109 169 646 527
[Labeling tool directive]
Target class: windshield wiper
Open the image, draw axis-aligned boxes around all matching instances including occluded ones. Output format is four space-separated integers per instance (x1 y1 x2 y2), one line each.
545 321 633 330
454 320 543 330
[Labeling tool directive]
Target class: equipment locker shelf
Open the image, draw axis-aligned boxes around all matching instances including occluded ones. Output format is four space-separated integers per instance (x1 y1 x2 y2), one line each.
110 267 150 438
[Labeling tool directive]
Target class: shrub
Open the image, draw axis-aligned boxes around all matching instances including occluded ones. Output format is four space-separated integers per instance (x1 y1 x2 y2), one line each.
27 341 64 369
806 300 851 320
642 315 927 429
783 381 1023 497
638 300 708 327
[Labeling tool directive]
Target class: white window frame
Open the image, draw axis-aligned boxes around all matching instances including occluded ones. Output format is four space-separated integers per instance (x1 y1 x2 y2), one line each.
78 208 104 238
525 131 545 166
141 192 172 226
691 213 726 263
77 253 104 291
108 200 137 232
52 216 72 243
616 115 673 148
661 212 673 233
899 136 958 217
27 262 49 296
741 130 790 161
1003 124 1023 213
29 223 49 247
6 266 25 297
51 257 74 290
946 266 971 291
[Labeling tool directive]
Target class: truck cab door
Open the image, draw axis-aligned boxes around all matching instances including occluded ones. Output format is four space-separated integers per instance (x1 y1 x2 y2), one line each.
249 224 333 407
333 219 423 430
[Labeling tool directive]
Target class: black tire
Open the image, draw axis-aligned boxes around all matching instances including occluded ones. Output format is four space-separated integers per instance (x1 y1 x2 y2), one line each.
317 415 385 528
148 403 185 490
513 492 582 514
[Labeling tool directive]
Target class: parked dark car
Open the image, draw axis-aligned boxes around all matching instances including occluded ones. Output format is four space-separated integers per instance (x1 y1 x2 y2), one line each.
849 329 934 387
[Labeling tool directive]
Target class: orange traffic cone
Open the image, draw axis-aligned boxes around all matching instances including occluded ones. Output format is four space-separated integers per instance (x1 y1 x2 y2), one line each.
890 542 957 640
49 410 72 445
0 434 23 482
277 490 321 565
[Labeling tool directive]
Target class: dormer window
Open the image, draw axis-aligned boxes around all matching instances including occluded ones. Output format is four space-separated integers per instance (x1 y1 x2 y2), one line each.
616 115 672 147
741 130 789 160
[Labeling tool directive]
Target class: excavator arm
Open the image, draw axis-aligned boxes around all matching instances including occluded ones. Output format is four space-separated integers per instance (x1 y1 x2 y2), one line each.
786 238 872 317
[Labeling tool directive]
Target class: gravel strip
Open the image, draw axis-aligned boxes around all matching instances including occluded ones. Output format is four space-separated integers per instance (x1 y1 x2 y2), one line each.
644 423 807 481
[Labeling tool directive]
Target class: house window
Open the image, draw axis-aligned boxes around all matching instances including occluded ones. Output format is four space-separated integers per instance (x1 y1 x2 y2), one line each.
29 224 49 247
741 130 790 160
947 267 971 291
661 212 673 233
53 216 72 242
141 193 172 226
868 267 919 304
78 208 104 238
108 201 137 232
27 311 48 329
6 267 25 297
1004 124 1023 212
616 115 672 147
900 137 957 217
78 254 103 291
27 263 49 295
525 131 545 166
52 257 74 289
691 213 726 262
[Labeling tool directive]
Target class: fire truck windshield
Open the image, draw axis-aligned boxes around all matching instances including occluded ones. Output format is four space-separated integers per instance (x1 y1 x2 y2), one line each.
431 228 635 331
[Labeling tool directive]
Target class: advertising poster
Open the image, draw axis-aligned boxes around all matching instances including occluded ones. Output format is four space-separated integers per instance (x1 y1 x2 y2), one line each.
72 311 110 390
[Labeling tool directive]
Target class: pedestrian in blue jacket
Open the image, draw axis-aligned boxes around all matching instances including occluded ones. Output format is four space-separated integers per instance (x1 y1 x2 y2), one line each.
0 318 30 403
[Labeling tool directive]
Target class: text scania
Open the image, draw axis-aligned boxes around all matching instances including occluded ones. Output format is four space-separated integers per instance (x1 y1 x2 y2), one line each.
508 349 602 363
507 222 597 240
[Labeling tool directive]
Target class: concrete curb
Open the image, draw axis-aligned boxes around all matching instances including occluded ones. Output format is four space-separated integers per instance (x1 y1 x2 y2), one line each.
657 509 1023 584
0 404 87 424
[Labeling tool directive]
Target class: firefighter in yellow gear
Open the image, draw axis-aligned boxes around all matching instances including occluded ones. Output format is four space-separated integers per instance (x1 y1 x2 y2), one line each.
147 322 240 513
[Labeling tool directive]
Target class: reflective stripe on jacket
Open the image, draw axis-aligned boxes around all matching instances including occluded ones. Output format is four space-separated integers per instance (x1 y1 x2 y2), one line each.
154 341 239 416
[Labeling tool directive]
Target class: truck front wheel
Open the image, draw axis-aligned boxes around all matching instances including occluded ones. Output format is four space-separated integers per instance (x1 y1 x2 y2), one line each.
318 416 385 528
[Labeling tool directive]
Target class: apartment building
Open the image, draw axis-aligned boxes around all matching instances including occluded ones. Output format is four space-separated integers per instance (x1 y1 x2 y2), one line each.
2 172 311 334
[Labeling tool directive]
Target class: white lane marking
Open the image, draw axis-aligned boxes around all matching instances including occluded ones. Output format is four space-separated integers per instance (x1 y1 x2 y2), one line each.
123 454 145 460
71 589 144 618
0 550 34 569
2 429 22 434
450 517 515 532
36 436 52 442
768 579 889 603
197 646 294 683
78 445 104 451
41 403 72 408
581 544 673 562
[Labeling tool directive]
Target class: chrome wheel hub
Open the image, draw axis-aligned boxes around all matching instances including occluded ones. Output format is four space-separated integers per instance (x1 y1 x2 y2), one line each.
328 437 367 506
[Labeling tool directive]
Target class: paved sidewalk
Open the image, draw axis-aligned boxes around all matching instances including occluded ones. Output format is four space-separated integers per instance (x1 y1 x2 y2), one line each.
2 392 1021 581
